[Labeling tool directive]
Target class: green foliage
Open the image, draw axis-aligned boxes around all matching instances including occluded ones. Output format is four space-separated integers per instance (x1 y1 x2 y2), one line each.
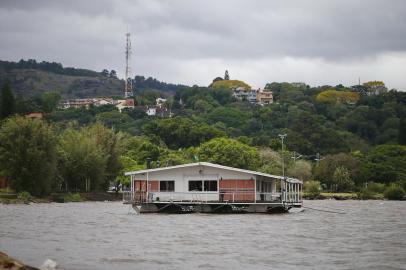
0 82 15 119
357 182 386 200
357 188 376 200
304 181 321 198
383 184 405 200
332 166 354 192
361 145 406 184
314 153 361 190
211 79 251 90
142 117 226 149
115 156 143 186
125 136 162 163
287 160 312 181
58 126 107 191
63 192 82 202
41 91 61 113
17 191 32 202
399 118 406 145
197 138 260 170
316 89 359 104
84 122 125 189
259 148 291 175
367 182 386 193
0 116 57 196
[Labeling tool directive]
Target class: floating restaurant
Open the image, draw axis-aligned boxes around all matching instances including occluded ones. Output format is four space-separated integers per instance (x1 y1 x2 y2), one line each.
123 162 302 213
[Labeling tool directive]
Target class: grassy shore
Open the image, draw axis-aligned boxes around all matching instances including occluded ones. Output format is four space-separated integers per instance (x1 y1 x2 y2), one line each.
303 192 385 200
0 191 122 204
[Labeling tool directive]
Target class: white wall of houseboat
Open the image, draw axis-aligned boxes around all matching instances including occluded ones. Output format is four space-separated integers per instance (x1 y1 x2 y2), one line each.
130 165 275 202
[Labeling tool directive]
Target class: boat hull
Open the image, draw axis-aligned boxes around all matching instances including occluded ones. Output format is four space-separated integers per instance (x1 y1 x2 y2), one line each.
132 202 301 214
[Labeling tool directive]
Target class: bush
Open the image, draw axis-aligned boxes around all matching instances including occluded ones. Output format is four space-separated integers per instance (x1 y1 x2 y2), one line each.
304 181 321 198
357 188 376 200
383 185 405 200
367 182 386 193
63 193 82 202
397 180 406 191
17 191 32 202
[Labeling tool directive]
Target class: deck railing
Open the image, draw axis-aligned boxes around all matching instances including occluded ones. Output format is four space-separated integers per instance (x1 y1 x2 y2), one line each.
123 191 293 204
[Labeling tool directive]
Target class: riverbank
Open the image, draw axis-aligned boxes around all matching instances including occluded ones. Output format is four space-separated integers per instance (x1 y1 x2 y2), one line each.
0 251 39 270
0 192 122 204
303 192 384 200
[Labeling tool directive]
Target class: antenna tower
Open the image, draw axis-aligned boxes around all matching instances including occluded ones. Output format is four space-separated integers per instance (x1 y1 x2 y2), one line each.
124 32 133 98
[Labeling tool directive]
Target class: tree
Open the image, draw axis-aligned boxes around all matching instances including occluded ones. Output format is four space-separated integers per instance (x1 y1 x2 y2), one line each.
0 82 15 119
287 160 312 181
212 77 223 83
304 181 321 198
142 117 225 149
361 145 406 184
258 148 284 175
58 127 107 191
197 138 260 170
41 91 61 113
316 89 359 104
399 117 406 145
224 70 230 80
313 153 361 188
0 116 57 196
84 122 124 189
109 70 118 79
101 69 109 77
332 166 354 192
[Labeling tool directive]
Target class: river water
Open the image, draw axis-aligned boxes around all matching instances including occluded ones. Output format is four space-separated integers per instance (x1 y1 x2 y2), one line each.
1 200 405 270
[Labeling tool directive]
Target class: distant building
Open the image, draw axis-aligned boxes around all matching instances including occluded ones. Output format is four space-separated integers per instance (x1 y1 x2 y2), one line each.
156 98 167 107
116 99 135 112
256 91 273 105
146 107 157 116
59 98 115 109
26 112 43 119
232 87 273 105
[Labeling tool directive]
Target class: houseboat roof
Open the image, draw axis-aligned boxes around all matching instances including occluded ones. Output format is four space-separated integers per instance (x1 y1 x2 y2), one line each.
125 162 302 183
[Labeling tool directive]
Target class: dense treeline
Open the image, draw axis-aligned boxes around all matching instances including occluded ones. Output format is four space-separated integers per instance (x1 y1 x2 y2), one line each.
133 75 189 93
0 59 100 77
0 77 405 199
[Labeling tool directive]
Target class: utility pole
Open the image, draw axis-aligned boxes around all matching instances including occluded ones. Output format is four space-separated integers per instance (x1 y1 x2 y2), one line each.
315 152 324 167
278 134 287 178
124 32 133 98
278 133 287 203
291 151 302 163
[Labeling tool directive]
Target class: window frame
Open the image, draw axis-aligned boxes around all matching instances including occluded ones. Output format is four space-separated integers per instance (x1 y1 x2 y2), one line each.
159 180 175 192
188 180 218 192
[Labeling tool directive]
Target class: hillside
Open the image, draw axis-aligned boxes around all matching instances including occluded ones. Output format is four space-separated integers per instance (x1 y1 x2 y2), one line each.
0 68 124 98
0 59 188 99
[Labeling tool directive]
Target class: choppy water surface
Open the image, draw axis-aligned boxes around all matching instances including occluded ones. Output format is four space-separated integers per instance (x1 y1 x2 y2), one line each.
1 200 405 270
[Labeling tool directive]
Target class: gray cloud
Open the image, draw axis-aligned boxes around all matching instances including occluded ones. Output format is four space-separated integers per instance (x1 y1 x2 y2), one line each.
0 0 406 89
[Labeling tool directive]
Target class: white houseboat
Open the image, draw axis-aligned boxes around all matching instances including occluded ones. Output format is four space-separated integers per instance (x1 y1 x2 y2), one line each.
123 162 302 213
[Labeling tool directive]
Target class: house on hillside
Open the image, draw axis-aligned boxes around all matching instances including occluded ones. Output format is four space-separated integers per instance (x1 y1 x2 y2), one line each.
257 91 273 105
123 162 302 214
116 99 135 112
26 112 43 119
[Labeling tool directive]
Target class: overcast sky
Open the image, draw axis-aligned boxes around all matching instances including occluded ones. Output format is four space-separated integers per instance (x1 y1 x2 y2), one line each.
1 0 406 89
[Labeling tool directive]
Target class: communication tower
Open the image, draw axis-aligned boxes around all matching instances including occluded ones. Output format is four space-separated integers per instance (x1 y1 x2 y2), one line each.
124 32 133 98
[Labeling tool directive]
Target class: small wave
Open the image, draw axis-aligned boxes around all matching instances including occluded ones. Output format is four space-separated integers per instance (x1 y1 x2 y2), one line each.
40 259 57 270
101 257 147 263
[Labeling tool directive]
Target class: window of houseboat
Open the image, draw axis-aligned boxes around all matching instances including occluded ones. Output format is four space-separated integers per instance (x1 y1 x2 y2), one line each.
204 180 218 191
160 181 175 192
188 181 203 191
188 180 217 192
